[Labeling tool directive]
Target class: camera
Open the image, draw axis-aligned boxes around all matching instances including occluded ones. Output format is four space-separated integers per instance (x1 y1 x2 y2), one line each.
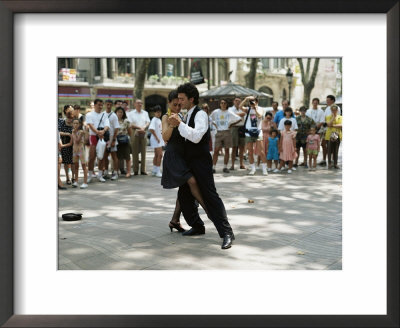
323 122 328 127
249 100 255 105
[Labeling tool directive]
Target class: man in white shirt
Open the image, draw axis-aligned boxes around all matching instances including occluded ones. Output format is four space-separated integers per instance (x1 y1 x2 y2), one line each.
127 99 150 175
306 98 325 129
85 99 110 183
228 97 247 170
210 99 241 173
168 83 235 250
102 100 120 180
324 95 342 117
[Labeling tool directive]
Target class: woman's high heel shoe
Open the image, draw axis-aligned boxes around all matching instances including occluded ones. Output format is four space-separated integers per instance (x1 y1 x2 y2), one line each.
169 221 186 232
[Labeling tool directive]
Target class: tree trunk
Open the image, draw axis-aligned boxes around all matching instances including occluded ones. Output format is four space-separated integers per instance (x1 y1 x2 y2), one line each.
134 58 151 100
297 58 320 108
245 58 258 90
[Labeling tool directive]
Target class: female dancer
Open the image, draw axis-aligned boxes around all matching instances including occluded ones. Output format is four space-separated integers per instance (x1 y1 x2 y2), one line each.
161 90 208 232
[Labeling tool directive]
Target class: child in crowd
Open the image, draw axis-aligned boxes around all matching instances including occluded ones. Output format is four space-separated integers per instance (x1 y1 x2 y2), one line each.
69 118 88 188
266 129 280 172
149 106 165 177
306 126 320 171
278 120 297 174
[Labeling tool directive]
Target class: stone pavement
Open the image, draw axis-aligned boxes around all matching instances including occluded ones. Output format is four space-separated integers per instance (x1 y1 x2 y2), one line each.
58 148 342 270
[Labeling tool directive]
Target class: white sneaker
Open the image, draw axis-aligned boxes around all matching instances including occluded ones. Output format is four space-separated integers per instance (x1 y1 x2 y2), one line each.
248 168 256 175
273 169 279 173
151 171 156 176
155 171 162 178
280 167 286 171
288 169 292 174
292 167 297 171
72 181 78 188
262 169 268 176
97 176 106 182
80 183 88 189
87 176 92 183
111 173 118 180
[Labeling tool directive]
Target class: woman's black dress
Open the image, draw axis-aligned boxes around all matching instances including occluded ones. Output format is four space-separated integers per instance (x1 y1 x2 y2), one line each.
161 125 192 189
58 119 73 165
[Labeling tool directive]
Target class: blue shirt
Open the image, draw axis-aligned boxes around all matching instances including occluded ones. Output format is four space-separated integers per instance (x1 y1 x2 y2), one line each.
273 110 294 124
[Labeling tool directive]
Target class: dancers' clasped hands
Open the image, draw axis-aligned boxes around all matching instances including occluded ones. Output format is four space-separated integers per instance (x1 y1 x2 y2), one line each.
168 113 181 128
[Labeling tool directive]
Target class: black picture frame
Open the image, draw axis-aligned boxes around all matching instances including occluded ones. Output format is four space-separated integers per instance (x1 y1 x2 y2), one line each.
0 1 398 327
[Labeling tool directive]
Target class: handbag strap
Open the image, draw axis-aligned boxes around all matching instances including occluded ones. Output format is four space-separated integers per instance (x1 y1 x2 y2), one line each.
97 113 105 129
243 107 251 126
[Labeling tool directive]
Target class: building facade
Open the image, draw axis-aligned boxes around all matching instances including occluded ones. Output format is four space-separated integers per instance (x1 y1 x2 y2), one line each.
58 57 342 115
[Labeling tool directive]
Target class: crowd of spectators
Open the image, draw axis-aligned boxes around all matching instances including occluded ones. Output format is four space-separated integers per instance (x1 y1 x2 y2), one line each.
57 94 342 190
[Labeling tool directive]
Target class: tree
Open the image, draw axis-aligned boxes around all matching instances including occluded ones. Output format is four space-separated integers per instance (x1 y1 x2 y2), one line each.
297 58 320 107
245 58 258 90
134 58 151 100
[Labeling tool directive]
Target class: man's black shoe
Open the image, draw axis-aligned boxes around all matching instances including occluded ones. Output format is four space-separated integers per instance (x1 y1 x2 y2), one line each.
140 171 148 175
221 233 235 249
182 225 205 236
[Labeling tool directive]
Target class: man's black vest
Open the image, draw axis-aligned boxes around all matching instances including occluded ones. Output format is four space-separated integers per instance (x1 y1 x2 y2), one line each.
184 106 210 159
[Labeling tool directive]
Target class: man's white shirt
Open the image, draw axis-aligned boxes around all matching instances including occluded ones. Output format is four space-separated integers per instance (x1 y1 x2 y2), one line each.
228 106 245 126
210 108 241 131
178 106 208 144
86 111 110 136
306 108 325 124
127 110 150 128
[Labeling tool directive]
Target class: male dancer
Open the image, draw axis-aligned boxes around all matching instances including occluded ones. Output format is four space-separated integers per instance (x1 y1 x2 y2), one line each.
168 83 235 249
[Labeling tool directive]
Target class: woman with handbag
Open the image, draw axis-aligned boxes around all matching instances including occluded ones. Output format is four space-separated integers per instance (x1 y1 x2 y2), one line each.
58 105 75 185
239 96 268 176
115 107 132 178
325 105 342 169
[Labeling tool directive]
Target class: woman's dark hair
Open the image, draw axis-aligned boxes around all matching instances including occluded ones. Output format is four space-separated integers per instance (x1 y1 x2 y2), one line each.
299 106 307 112
114 106 127 120
168 90 178 102
63 104 72 114
284 107 293 115
177 83 199 105
72 118 83 130
153 105 162 112
312 98 320 103
284 120 292 126
265 112 273 117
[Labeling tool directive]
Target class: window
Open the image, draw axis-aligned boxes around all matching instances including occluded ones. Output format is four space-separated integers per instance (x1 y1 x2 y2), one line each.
58 58 74 69
280 58 285 68
261 58 270 69
273 58 279 69
116 58 131 76
94 58 101 76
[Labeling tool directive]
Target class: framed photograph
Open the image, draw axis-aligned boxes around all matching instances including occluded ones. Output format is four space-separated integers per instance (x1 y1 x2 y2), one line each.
1 1 398 327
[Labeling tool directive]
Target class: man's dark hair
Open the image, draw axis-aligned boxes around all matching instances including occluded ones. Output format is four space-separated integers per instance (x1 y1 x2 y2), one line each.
272 101 278 106
114 100 122 105
177 82 199 105
73 104 81 110
153 105 162 112
284 119 292 126
282 99 290 105
168 90 178 102
105 99 113 104
299 106 307 112
312 98 320 103
122 100 128 105
327 95 336 102
114 106 127 120
94 99 103 105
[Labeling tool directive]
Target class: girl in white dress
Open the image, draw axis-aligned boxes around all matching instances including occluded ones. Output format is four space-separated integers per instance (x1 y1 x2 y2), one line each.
149 106 165 177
